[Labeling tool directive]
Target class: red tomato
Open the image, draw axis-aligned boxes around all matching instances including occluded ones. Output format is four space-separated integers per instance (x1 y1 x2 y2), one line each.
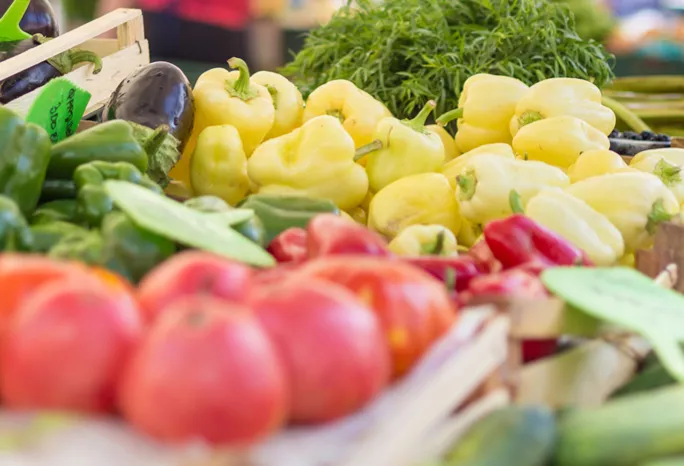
1 281 143 413
136 251 254 324
0 254 93 335
296 257 456 378
252 278 391 424
119 296 288 445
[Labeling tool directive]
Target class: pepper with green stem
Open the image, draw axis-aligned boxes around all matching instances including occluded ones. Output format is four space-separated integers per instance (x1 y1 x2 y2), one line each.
356 100 444 193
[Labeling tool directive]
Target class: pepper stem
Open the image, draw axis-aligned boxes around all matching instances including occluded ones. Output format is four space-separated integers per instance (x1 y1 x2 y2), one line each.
509 190 525 214
602 95 652 133
143 125 170 157
646 198 674 235
445 267 457 293
226 57 258 101
653 158 682 187
354 139 384 162
436 108 464 127
456 170 477 201
403 100 436 133
264 84 278 109
424 230 446 256
517 111 544 129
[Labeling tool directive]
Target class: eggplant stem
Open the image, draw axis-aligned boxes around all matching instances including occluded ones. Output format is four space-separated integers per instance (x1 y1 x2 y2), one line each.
602 95 652 134
143 125 170 156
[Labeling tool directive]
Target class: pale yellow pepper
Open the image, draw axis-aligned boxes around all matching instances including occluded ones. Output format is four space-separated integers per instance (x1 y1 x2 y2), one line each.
388 224 458 256
361 101 444 193
512 115 610 170
171 58 275 190
566 172 680 252
252 71 304 140
247 115 368 211
632 148 684 167
630 153 684 205
436 74 529 153
457 220 483 249
190 125 250 206
509 78 616 136
456 155 570 224
302 80 391 148
568 149 629 183
442 143 516 190
368 173 461 239
524 189 625 266
426 125 459 162
345 206 368 225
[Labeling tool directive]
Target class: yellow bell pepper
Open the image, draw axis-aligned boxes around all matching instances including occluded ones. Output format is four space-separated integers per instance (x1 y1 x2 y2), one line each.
630 154 684 205
631 148 684 167
189 125 250 206
456 155 570 224
457 219 483 249
345 206 368 225
442 143 516 190
252 71 304 140
618 253 636 268
302 80 391 149
426 125 459 163
566 172 680 252
524 189 625 266
512 115 610 170
360 101 444 193
368 173 461 239
509 78 616 137
388 224 458 256
567 149 629 183
170 58 275 189
247 115 368 211
436 74 529 153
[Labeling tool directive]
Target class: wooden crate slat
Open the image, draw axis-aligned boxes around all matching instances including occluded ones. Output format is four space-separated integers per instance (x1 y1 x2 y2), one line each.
0 9 144 81
6 40 149 118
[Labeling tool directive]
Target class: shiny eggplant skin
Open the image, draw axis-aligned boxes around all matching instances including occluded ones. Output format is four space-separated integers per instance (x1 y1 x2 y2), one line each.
0 0 59 37
102 62 195 151
0 38 58 104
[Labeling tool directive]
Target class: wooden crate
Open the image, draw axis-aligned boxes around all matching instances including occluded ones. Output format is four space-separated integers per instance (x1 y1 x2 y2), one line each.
2 8 149 118
0 307 511 466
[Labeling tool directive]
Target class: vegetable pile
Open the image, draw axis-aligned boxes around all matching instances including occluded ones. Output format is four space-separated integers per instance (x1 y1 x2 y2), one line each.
281 0 615 119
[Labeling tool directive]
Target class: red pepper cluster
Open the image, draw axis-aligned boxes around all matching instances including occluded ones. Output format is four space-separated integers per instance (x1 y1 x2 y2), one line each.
268 213 595 363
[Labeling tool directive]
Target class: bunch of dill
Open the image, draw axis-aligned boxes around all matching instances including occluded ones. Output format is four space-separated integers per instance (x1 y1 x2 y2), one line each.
281 0 615 120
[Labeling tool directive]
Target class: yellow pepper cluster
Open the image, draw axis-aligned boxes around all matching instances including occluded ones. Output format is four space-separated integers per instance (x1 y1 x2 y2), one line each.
168 60 682 265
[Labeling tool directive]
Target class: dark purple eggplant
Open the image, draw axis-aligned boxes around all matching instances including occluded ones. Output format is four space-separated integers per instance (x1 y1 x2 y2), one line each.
0 34 102 104
102 62 195 151
0 0 59 38
608 129 671 156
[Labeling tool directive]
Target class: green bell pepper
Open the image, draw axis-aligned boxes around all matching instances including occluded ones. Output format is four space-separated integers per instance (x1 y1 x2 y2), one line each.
30 200 78 225
47 120 169 180
40 179 77 203
73 161 162 227
238 194 340 245
31 221 89 253
0 195 33 251
49 230 104 265
0 107 51 216
99 211 176 283
184 195 267 246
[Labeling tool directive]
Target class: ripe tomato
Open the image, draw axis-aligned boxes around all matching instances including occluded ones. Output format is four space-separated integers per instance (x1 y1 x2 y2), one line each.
119 296 288 445
252 278 390 424
296 257 456 378
0 254 95 336
136 251 254 324
1 281 143 413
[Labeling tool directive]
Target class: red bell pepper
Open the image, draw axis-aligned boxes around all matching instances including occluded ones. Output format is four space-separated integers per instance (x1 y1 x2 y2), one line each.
468 240 502 274
268 228 309 263
466 268 549 301
483 214 593 270
307 214 391 258
403 255 485 293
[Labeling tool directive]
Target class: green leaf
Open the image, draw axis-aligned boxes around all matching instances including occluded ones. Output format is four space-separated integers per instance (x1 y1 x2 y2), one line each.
543 267 684 383
104 180 274 267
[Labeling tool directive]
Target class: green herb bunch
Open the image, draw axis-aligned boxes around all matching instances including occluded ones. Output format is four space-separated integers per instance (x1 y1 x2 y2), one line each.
282 0 615 119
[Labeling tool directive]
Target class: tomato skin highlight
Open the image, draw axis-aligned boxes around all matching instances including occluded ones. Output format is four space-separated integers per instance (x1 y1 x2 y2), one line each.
136 251 254 324
118 297 288 445
295 257 456 378
1 281 143 413
252 278 391 424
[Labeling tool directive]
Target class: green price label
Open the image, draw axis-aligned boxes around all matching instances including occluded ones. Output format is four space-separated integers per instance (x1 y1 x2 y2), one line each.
25 78 91 143
543 267 684 383
0 0 30 42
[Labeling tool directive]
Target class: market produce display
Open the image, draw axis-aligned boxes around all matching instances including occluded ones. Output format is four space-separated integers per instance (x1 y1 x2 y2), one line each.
5 0 684 462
